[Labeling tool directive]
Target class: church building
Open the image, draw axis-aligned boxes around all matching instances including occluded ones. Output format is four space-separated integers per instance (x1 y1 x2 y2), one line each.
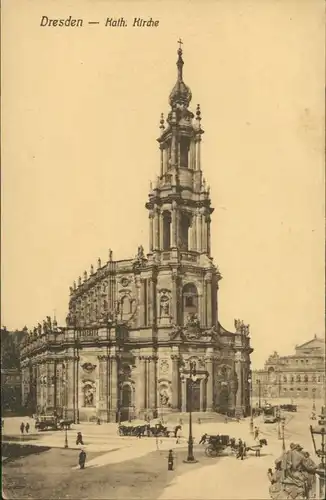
20 44 253 422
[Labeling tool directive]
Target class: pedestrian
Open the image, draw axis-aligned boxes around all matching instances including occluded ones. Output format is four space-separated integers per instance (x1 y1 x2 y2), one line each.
254 426 259 440
79 449 86 469
242 441 247 459
197 418 201 424
25 422 30 434
176 427 182 445
236 438 243 459
199 433 208 445
76 431 84 446
167 449 174 471
224 414 228 424
97 417 101 425
20 422 25 435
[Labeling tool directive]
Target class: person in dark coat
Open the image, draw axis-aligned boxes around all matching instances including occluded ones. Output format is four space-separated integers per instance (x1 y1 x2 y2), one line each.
79 449 86 469
25 422 30 434
168 449 174 471
199 433 208 445
20 422 25 435
76 431 84 445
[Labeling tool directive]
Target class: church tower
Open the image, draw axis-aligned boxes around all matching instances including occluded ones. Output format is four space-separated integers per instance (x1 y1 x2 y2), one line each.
145 41 221 330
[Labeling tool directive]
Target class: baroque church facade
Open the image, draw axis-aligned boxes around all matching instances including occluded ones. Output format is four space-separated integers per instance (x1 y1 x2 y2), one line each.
20 45 253 422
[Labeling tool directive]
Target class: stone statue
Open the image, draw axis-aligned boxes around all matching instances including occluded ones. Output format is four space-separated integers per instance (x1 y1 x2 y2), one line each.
69 286 73 294
46 316 52 329
90 264 94 275
268 444 317 500
137 245 144 259
187 313 200 328
43 320 48 334
98 258 101 268
78 276 82 286
83 271 87 281
160 298 170 317
108 249 113 261
73 281 77 290
159 389 169 407
37 323 42 336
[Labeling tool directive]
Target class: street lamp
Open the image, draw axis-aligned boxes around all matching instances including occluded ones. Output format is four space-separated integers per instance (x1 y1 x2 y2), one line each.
248 373 254 434
281 415 286 451
312 387 316 413
310 406 326 499
277 407 282 440
257 379 261 409
183 361 198 464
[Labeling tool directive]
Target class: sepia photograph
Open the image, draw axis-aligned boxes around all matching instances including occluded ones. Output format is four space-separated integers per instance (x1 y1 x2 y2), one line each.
1 0 325 499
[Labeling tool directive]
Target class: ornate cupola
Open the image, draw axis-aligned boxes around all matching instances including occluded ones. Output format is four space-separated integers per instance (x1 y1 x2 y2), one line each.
146 40 213 257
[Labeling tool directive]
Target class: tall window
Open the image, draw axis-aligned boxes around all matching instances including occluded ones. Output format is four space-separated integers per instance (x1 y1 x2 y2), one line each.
162 211 171 250
180 137 190 168
180 213 191 251
182 283 198 325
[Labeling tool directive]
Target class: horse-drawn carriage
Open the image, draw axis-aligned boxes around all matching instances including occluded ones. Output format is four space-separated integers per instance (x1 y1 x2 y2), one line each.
118 419 176 438
205 435 230 457
35 415 74 431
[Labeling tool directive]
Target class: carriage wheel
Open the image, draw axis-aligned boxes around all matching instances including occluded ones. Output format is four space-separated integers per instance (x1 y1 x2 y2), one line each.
205 445 218 457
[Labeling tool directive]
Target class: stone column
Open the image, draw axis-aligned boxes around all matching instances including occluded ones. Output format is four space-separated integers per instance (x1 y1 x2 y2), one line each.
149 212 154 252
202 215 207 253
190 140 196 170
109 354 118 422
196 210 201 252
181 377 187 413
153 209 159 250
200 378 205 411
171 355 179 410
207 216 211 255
160 146 164 177
138 356 146 413
171 201 177 247
235 352 243 412
148 356 157 415
171 131 177 166
205 274 213 327
171 272 178 324
159 212 164 250
205 357 214 411
196 137 201 170
139 279 146 327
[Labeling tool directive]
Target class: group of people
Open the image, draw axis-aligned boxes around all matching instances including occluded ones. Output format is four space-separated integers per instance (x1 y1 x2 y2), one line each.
267 442 318 500
20 421 30 434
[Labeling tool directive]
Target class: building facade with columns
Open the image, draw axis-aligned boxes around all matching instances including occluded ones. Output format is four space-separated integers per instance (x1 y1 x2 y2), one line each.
20 45 253 422
252 336 325 402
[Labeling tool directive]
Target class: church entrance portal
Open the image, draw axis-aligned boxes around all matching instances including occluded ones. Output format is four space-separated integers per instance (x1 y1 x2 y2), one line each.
186 379 201 412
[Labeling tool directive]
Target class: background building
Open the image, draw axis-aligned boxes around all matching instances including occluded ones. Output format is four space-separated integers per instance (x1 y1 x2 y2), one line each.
1 327 25 413
252 335 325 402
20 45 253 422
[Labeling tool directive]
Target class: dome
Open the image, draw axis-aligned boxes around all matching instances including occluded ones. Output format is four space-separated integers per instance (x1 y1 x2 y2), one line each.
169 47 192 108
169 80 192 108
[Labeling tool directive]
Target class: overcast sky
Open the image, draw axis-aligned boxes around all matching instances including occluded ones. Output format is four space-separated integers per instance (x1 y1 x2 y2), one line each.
2 0 325 368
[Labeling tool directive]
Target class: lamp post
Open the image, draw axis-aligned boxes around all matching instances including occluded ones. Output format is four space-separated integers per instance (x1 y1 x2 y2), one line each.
281 415 286 452
257 379 261 409
183 361 198 464
310 406 326 499
248 373 254 434
277 407 282 440
312 387 316 413
62 366 68 449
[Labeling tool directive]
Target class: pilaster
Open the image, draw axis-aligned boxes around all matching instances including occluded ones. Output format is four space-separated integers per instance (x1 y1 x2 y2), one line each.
171 354 180 409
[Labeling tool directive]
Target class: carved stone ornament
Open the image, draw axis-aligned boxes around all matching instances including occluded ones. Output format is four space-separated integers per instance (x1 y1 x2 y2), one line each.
235 351 243 363
81 362 97 373
160 359 169 374
120 277 130 287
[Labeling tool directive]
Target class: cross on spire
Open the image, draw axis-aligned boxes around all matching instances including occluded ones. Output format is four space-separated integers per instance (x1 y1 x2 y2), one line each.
177 38 183 50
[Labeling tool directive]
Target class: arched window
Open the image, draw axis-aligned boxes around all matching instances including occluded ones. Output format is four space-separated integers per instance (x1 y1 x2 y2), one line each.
180 137 190 168
296 375 301 382
182 283 198 325
162 211 171 250
304 375 309 383
180 213 191 251
290 376 294 384
283 375 287 383
317 376 321 383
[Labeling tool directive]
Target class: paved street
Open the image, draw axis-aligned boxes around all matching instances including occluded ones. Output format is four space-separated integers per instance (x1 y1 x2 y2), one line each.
2 400 323 499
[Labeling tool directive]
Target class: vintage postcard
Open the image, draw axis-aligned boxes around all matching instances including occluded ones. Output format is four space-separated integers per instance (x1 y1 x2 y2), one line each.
1 0 325 499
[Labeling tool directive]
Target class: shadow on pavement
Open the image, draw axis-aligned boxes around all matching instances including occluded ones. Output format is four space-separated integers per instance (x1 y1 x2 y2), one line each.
2 442 51 463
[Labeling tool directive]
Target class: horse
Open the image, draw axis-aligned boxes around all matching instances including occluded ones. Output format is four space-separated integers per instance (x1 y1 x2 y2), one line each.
246 438 268 457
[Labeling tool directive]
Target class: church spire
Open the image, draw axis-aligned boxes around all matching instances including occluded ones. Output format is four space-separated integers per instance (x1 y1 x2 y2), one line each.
169 40 192 108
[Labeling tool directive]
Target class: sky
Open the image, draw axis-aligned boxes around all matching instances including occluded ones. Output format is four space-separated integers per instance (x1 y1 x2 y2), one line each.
1 0 325 368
